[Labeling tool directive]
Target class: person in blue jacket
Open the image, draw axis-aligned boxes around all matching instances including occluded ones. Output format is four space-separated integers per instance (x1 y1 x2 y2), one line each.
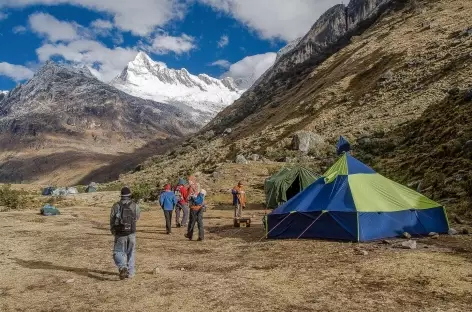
159 184 177 234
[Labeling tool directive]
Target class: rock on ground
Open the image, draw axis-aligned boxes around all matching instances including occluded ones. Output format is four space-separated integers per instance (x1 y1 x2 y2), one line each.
401 240 417 249
235 155 248 164
291 131 325 154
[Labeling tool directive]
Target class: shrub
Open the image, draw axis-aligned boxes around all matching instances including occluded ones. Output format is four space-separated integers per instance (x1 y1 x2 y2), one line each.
131 183 154 202
0 184 27 211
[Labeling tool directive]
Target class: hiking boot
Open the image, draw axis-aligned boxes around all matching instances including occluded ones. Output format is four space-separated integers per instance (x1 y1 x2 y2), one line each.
119 267 129 280
176 223 181 228
167 231 172 235
184 233 192 240
197 238 203 241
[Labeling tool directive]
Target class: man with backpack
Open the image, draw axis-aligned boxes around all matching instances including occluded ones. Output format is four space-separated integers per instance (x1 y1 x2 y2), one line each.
110 187 140 280
174 178 189 228
185 189 207 241
159 184 178 234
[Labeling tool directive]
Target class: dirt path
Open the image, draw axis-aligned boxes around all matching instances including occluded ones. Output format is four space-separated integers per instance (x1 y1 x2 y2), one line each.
1 192 471 312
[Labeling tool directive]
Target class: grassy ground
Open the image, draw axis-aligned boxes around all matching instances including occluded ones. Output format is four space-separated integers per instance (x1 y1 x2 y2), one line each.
1 191 471 312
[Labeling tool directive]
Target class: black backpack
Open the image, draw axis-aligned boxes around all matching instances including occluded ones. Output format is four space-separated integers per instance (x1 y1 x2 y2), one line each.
114 201 137 236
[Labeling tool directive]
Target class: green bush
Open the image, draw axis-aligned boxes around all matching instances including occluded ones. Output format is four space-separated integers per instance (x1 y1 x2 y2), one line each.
0 184 27 211
130 183 154 201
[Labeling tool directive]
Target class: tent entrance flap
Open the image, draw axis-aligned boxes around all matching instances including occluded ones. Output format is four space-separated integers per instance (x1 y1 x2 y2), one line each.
286 176 301 201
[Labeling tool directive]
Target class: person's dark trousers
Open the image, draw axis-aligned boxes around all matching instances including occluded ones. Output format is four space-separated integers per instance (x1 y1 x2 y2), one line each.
187 209 204 240
163 210 173 234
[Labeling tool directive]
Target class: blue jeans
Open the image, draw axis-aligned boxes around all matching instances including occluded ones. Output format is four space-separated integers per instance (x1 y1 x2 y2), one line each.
113 233 136 276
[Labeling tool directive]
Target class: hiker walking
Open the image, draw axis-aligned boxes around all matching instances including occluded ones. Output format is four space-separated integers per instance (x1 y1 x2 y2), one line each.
159 184 177 234
185 189 207 241
110 187 140 280
174 178 189 228
232 181 246 218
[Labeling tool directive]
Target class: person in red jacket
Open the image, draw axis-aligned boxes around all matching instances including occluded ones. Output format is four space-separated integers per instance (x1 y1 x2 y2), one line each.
174 178 189 227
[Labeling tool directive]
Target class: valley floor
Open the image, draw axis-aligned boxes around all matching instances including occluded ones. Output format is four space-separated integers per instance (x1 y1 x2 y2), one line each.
1 192 471 312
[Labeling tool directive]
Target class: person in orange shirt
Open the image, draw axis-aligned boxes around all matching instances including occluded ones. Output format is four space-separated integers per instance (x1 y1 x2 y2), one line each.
232 181 246 218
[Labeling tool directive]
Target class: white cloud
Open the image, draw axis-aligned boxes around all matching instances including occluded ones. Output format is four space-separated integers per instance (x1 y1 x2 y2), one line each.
0 0 187 36
223 52 276 83
89 19 114 37
0 62 35 81
29 12 79 42
150 33 196 55
90 19 113 30
36 39 137 81
210 59 231 69
199 0 343 41
12 25 28 34
217 35 229 48
0 11 8 21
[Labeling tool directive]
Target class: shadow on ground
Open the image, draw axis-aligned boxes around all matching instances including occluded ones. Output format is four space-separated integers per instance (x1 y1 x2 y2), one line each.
14 258 117 281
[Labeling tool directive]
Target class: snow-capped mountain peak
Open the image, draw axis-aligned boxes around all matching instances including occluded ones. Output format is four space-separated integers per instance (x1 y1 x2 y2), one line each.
111 52 244 124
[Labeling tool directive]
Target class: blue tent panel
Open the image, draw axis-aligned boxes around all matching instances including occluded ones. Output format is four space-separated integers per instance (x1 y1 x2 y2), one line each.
267 211 357 241
345 153 376 174
336 136 351 155
271 176 357 214
358 207 449 241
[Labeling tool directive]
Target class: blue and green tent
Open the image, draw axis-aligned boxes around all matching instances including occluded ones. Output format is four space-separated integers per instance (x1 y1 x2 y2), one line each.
266 153 449 241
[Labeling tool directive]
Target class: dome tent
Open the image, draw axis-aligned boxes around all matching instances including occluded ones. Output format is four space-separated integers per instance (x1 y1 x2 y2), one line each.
264 166 318 209
266 153 449 241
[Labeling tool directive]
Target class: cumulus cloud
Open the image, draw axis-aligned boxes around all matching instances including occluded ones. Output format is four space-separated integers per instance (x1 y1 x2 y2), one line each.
36 40 137 81
199 0 343 41
222 52 276 84
217 35 229 48
0 0 187 36
90 19 113 30
29 12 79 42
150 33 196 55
89 19 114 37
210 59 231 69
0 11 8 21
0 62 35 81
12 25 28 34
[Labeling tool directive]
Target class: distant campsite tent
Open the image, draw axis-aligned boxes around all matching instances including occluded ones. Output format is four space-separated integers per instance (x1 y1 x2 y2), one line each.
264 166 318 209
52 187 78 196
42 187 55 196
86 182 97 193
336 136 351 155
40 204 60 216
266 153 449 241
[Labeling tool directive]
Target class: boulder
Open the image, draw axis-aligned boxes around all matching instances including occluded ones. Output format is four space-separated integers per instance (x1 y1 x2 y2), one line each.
464 88 472 101
463 140 472 154
401 240 417 249
428 232 439 239
235 155 248 164
402 232 412 239
291 131 325 153
250 154 260 161
448 228 458 236
223 128 232 135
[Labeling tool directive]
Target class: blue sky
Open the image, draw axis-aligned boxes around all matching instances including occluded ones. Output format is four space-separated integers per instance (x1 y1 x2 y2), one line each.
0 0 340 90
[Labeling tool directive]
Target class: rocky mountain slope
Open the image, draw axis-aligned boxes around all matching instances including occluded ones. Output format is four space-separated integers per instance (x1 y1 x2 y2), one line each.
119 0 472 219
0 62 198 184
111 52 244 124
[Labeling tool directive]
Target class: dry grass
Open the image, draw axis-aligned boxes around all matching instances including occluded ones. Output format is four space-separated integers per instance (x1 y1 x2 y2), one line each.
0 191 471 312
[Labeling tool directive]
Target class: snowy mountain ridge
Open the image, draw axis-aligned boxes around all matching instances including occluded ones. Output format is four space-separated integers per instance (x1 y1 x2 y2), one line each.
111 52 244 124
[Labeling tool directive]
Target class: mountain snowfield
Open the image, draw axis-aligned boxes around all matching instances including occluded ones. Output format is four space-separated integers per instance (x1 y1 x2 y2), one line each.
111 52 244 124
